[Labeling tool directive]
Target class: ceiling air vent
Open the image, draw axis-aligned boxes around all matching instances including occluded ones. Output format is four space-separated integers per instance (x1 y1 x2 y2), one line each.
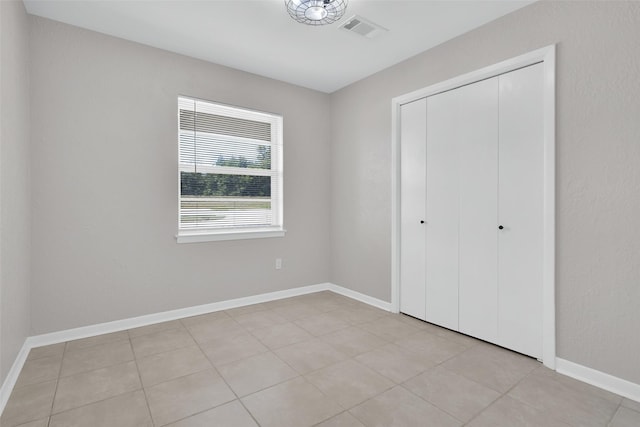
339 15 388 39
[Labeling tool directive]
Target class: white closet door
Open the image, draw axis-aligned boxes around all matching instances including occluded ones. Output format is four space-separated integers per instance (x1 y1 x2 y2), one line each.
498 63 544 358
425 91 459 330
457 78 500 342
400 99 427 320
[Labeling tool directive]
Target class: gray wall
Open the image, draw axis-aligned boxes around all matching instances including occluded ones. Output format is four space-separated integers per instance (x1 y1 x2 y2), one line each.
0 0 31 382
29 17 332 334
330 1 640 384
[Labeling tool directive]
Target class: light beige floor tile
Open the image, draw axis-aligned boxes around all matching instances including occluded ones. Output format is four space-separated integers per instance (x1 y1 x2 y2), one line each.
295 312 351 336
395 331 468 364
355 344 436 383
441 344 538 393
274 338 348 374
430 326 481 348
9 294 634 427
622 398 640 412
27 343 65 361
310 298 353 313
320 327 388 357
145 369 235 426
65 331 129 352
49 390 152 427
346 300 388 312
270 302 323 321
0 380 57 427
131 327 196 358
60 339 133 377
128 319 185 338
396 314 438 330
242 377 342 427
137 345 212 387
328 293 359 304
184 316 245 344
609 406 640 427
179 310 230 327
358 317 421 342
401 318 480 347
199 332 268 367
466 395 570 427
315 411 366 427
165 400 258 427
325 307 387 326
404 366 500 422
251 322 313 349
233 310 289 331
305 359 394 409
15 356 62 387
322 297 353 308
225 303 270 318
349 385 461 427
14 418 49 427
508 369 619 427
217 352 298 396
532 365 622 404
52 361 141 413
259 297 300 310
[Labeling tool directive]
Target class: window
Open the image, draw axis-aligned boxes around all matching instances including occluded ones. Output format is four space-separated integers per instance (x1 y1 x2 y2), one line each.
177 96 284 243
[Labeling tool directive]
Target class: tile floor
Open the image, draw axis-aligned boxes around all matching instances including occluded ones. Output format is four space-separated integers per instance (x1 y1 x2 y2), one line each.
2 291 639 426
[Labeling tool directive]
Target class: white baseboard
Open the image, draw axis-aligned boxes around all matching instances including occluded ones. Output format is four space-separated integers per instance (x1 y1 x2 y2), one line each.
556 358 640 403
327 283 392 311
0 282 393 416
27 283 333 349
0 341 31 417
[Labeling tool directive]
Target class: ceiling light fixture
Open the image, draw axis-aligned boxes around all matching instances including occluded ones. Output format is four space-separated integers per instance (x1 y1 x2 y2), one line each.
285 0 349 26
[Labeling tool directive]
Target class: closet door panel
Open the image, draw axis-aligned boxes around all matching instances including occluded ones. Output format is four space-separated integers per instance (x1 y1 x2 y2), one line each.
498 63 544 358
400 99 428 320
425 91 459 330
457 78 500 342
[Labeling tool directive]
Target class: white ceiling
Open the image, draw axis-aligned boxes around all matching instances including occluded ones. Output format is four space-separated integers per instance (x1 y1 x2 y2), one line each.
23 0 534 93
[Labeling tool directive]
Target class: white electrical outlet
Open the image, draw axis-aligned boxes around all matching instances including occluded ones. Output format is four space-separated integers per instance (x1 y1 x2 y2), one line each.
275 258 282 270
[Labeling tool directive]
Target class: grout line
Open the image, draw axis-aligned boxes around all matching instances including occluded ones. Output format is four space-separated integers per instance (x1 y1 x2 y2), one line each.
471 366 561 425
129 332 156 427
450 357 540 426
63 331 130 353
398 382 469 424
44 388 151 423
185 321 263 427
310 410 352 427
46 341 68 423
56 338 133 380
236 393 262 426
185 312 262 426
31 337 145 422
38 335 151 421
606 403 622 427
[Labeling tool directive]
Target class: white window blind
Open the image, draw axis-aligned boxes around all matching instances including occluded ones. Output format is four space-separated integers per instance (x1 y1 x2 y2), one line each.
178 96 284 242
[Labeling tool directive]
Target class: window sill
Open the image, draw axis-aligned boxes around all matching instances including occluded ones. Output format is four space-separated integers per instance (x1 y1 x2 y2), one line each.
176 228 286 243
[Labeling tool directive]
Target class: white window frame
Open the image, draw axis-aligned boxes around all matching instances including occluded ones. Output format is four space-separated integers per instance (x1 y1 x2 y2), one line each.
176 96 285 243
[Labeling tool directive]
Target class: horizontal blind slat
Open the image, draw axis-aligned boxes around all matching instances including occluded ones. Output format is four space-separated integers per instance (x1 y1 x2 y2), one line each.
180 110 271 142
178 96 283 233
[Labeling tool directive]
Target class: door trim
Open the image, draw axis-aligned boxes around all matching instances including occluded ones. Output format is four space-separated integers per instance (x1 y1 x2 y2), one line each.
390 45 556 368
